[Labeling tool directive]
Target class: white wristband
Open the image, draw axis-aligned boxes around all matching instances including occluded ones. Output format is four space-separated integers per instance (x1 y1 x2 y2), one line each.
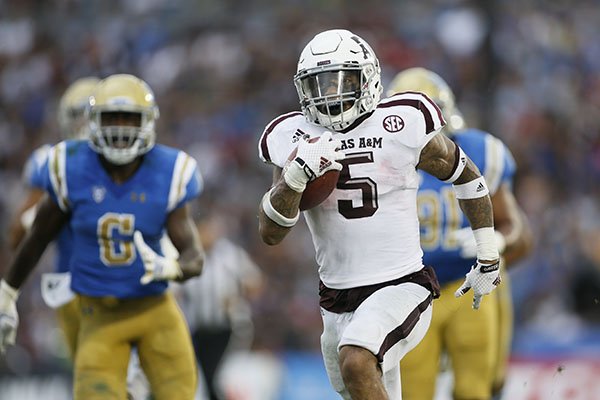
453 176 489 199
283 161 308 193
261 189 299 228
472 227 500 260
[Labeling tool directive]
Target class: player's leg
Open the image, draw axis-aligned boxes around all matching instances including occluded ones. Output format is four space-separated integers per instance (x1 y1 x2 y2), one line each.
320 308 353 399
339 283 433 399
192 326 233 400
338 344 388 398
55 296 81 360
126 347 150 400
73 295 132 400
400 283 456 400
491 273 513 399
137 292 197 400
444 279 499 400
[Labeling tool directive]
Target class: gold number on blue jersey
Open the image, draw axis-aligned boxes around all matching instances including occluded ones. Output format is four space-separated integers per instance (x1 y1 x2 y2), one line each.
97 213 136 266
417 187 461 250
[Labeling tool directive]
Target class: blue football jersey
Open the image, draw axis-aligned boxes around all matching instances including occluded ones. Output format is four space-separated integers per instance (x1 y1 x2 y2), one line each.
418 128 516 284
24 144 73 273
23 144 51 188
42 140 203 298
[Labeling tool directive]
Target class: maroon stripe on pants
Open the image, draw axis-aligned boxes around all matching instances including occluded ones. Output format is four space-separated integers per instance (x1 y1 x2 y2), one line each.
376 294 432 362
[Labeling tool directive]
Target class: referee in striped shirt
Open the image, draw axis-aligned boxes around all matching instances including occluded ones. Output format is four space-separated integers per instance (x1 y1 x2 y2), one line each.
180 215 264 400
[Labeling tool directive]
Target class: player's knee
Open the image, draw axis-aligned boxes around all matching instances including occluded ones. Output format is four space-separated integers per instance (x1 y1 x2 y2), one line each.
453 385 491 400
339 345 379 383
74 373 124 400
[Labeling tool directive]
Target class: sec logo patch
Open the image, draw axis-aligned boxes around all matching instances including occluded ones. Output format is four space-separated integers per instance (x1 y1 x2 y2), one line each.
383 115 405 133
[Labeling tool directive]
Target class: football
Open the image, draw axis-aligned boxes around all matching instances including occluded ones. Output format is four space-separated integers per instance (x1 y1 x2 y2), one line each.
287 138 341 211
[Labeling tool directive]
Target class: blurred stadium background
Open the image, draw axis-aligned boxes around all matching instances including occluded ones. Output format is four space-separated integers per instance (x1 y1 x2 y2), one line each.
0 0 599 399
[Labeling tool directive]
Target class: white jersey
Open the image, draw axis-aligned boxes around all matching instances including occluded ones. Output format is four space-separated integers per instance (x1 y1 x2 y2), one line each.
259 92 445 289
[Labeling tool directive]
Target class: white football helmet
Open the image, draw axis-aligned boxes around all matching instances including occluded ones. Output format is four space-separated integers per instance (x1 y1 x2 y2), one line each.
294 29 382 132
387 67 465 133
88 74 159 165
57 77 100 139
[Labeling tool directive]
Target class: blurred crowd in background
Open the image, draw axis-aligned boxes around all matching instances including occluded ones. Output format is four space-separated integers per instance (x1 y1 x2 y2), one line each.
0 0 598 383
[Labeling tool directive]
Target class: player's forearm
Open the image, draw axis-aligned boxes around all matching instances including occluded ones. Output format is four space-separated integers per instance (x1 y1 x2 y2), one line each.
458 195 500 263
177 247 204 281
458 195 494 231
258 180 302 245
7 220 26 251
491 187 534 266
5 197 65 288
9 191 44 251
270 179 303 217
445 154 499 263
4 230 51 289
500 210 534 266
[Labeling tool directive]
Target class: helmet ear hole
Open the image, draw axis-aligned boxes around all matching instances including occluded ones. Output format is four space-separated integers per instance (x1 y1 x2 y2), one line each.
294 29 381 131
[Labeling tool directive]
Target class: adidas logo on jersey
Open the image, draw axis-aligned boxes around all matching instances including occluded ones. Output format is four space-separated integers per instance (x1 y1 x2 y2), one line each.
291 129 310 143
319 157 332 173
476 182 486 192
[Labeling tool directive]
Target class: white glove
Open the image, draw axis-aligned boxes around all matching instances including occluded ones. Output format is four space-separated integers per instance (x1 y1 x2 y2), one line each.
283 131 343 192
454 227 506 259
455 260 501 310
0 280 19 354
134 231 182 285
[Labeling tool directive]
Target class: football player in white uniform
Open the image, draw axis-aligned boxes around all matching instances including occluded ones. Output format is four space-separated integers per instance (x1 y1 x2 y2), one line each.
257 29 502 399
387 68 533 400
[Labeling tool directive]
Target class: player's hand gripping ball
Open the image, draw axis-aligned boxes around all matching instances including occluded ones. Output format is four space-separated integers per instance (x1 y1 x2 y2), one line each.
285 134 342 210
